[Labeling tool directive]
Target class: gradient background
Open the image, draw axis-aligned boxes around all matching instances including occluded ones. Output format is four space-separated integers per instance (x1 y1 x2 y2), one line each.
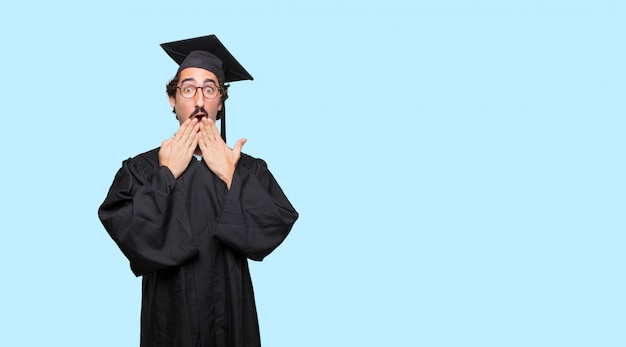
1 1 624 346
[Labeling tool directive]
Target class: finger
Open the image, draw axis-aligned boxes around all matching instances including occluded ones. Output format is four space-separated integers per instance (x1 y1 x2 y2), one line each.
174 118 192 140
203 118 219 142
210 119 223 142
181 119 199 147
187 122 200 144
184 118 198 136
197 131 208 155
233 138 247 154
188 130 199 153
199 118 212 141
198 130 213 157
198 122 210 145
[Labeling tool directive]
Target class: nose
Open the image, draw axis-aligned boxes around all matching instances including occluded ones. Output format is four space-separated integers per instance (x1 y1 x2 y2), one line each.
193 87 205 108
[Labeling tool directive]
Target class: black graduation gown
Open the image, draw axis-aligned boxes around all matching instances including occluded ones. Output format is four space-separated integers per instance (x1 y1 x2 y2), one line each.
98 148 298 347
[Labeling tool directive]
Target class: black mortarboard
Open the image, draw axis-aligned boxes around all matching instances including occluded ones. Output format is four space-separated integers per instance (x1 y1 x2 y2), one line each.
160 35 254 142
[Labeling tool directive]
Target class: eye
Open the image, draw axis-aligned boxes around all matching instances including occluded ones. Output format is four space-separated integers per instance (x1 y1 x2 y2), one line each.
204 86 215 94
182 86 194 94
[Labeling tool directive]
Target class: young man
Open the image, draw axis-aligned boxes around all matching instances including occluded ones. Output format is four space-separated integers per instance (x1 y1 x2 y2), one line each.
98 35 298 347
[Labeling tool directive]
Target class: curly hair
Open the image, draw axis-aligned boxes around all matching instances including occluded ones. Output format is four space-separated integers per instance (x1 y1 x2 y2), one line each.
166 72 230 118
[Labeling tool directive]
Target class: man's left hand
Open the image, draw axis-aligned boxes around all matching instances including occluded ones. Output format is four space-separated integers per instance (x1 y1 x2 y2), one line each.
198 118 247 190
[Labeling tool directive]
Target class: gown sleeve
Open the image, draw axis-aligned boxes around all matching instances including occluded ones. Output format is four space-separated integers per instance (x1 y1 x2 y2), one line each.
98 155 199 276
214 155 298 261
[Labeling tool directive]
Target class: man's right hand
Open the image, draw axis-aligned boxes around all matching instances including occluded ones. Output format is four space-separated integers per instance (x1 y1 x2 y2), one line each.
158 118 200 179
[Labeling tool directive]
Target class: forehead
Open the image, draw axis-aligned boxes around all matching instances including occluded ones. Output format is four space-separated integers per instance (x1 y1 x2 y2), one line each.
179 67 220 84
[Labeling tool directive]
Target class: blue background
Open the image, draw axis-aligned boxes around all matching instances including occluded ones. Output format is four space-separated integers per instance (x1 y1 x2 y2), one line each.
1 1 624 346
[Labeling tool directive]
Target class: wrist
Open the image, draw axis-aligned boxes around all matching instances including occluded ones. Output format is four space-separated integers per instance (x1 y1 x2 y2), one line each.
161 165 181 179
219 167 235 190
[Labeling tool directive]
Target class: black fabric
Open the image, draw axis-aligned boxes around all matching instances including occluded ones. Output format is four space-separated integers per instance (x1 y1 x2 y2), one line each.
161 35 254 83
98 148 298 347
177 50 226 83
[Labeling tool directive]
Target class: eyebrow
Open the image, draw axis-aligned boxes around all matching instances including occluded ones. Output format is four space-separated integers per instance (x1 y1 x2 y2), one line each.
180 77 218 85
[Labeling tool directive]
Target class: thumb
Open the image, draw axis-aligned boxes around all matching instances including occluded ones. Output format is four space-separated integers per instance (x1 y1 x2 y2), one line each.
233 138 247 154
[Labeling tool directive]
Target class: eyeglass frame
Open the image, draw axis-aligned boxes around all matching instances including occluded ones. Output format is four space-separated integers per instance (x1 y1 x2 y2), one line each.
176 83 224 100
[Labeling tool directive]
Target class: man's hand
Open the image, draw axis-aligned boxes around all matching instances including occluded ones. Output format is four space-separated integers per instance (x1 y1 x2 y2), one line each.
159 118 200 179
198 118 247 189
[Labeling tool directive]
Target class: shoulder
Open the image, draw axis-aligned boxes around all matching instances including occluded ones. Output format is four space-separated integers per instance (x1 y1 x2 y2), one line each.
238 153 268 172
121 148 160 175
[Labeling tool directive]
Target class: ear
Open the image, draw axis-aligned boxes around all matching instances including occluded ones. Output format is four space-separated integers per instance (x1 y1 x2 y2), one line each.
169 95 176 108
218 101 223 111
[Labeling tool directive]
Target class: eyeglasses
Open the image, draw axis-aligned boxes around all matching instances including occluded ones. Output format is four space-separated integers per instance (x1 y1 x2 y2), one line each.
177 84 223 99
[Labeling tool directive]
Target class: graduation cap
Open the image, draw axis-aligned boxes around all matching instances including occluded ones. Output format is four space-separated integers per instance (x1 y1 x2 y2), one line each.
160 35 254 142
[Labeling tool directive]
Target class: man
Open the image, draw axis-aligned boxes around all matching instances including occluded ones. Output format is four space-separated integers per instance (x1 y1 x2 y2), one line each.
98 35 298 347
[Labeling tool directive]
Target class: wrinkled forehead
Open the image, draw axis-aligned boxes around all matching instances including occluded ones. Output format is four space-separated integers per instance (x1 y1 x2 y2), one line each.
178 67 221 85
177 50 225 84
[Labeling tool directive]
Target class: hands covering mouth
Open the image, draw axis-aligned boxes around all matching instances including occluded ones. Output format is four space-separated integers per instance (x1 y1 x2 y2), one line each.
159 112 247 188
